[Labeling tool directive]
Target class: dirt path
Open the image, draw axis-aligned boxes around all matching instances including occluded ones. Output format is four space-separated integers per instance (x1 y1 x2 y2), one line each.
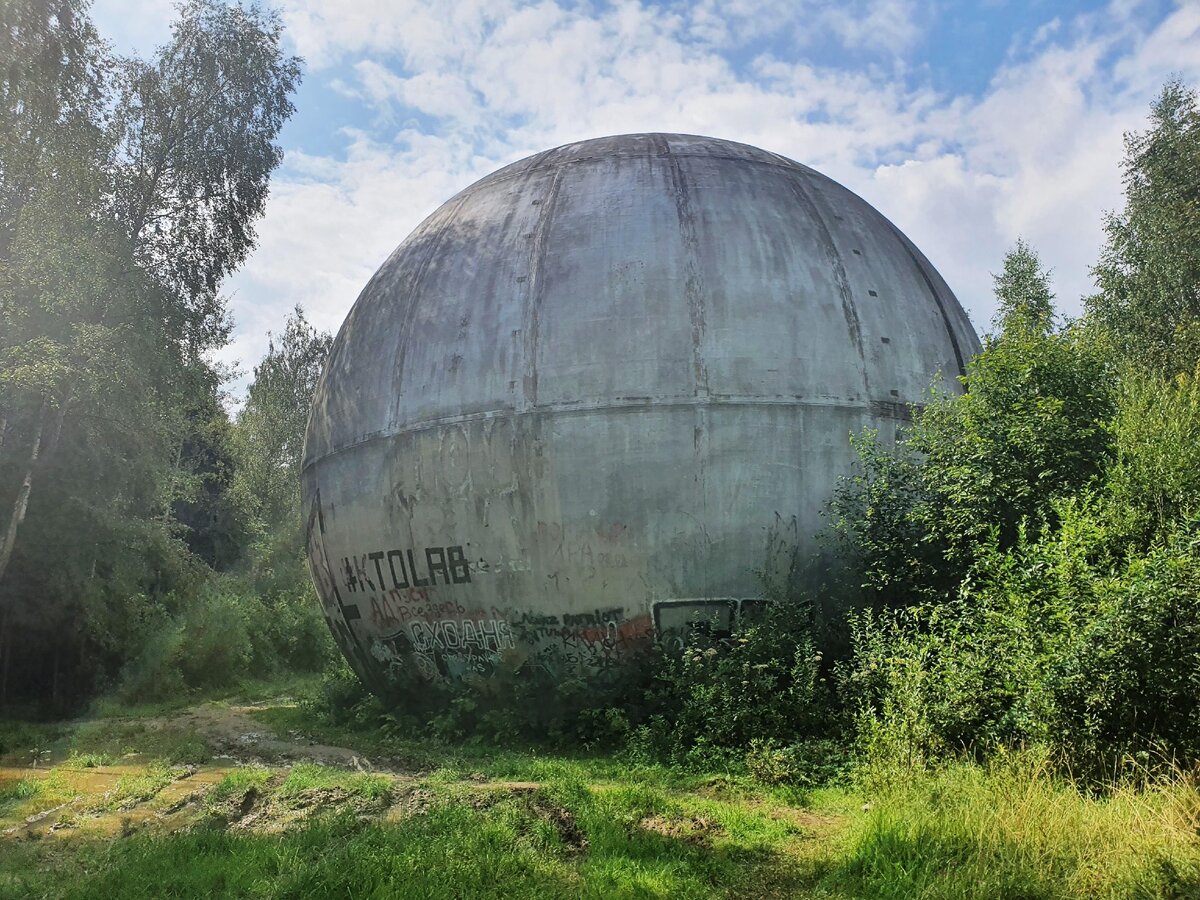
159 701 394 771
0 699 549 842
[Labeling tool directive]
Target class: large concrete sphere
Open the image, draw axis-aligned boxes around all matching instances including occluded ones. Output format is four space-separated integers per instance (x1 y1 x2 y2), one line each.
303 133 978 689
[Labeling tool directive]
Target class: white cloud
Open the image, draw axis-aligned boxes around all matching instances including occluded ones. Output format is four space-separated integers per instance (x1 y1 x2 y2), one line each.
224 127 496 357
682 0 924 54
87 0 1200 385
820 0 923 53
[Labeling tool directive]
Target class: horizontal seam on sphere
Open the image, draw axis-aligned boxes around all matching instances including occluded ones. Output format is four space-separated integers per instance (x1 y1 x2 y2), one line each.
301 393 900 472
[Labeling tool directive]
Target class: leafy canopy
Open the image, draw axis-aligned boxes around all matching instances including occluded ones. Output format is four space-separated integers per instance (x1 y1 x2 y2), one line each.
0 0 301 708
1089 79 1200 376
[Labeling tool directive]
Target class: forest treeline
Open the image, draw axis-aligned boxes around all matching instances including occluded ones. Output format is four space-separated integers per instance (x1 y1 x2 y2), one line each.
0 0 329 710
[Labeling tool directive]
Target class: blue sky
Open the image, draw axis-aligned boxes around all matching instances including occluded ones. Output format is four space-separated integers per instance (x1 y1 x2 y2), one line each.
90 1 1200 388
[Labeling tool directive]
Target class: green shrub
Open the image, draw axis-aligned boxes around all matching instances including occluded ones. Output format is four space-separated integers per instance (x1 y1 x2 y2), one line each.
745 737 855 786
846 499 1200 774
631 600 840 767
1050 519 1200 768
1106 365 1200 548
301 591 837 764
267 587 335 672
240 580 335 677
830 258 1200 775
177 586 253 690
116 621 189 704
301 658 378 727
462 654 657 748
116 582 254 702
831 318 1116 611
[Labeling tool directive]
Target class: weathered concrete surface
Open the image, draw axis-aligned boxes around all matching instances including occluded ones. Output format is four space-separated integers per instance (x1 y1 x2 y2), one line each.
302 133 979 688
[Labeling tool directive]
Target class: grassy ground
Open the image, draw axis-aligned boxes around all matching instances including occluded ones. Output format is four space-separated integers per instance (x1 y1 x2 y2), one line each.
1 687 1197 898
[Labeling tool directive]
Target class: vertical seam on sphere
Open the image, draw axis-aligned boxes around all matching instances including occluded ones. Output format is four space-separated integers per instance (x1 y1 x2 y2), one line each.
521 165 566 412
392 193 475 419
661 136 710 399
883 220 969 377
788 173 872 401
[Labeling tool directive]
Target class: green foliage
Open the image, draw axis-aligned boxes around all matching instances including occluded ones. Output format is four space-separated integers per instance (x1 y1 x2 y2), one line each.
177 587 254 690
832 244 1116 607
302 658 377 728
111 0 302 344
632 601 837 768
1090 79 1200 376
115 582 250 703
0 0 301 711
299 599 842 777
830 429 950 605
913 318 1115 565
226 306 335 681
838 212 1200 774
745 737 854 787
845 422 1200 773
253 583 337 675
231 306 331 536
993 237 1055 336
431 660 655 750
1050 519 1200 767
111 573 334 705
844 510 1096 767
171 394 250 571
304 651 650 754
0 718 70 758
67 750 114 768
1106 365 1200 546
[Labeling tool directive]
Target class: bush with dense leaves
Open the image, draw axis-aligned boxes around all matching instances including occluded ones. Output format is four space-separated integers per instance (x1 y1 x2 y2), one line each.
845 368 1200 773
1050 517 1200 767
116 583 251 702
627 600 841 768
831 324 1114 610
837 210 1200 774
115 575 333 703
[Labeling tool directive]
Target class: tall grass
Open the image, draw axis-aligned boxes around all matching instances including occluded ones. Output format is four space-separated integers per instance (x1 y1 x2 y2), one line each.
835 750 1200 898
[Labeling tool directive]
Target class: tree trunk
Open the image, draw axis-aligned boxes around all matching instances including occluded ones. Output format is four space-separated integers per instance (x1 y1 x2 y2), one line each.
0 399 48 585
161 437 186 523
0 604 9 710
47 402 66 454
51 640 61 710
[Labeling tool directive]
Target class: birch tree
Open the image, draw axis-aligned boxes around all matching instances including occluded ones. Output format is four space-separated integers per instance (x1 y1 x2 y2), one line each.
0 0 300 705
